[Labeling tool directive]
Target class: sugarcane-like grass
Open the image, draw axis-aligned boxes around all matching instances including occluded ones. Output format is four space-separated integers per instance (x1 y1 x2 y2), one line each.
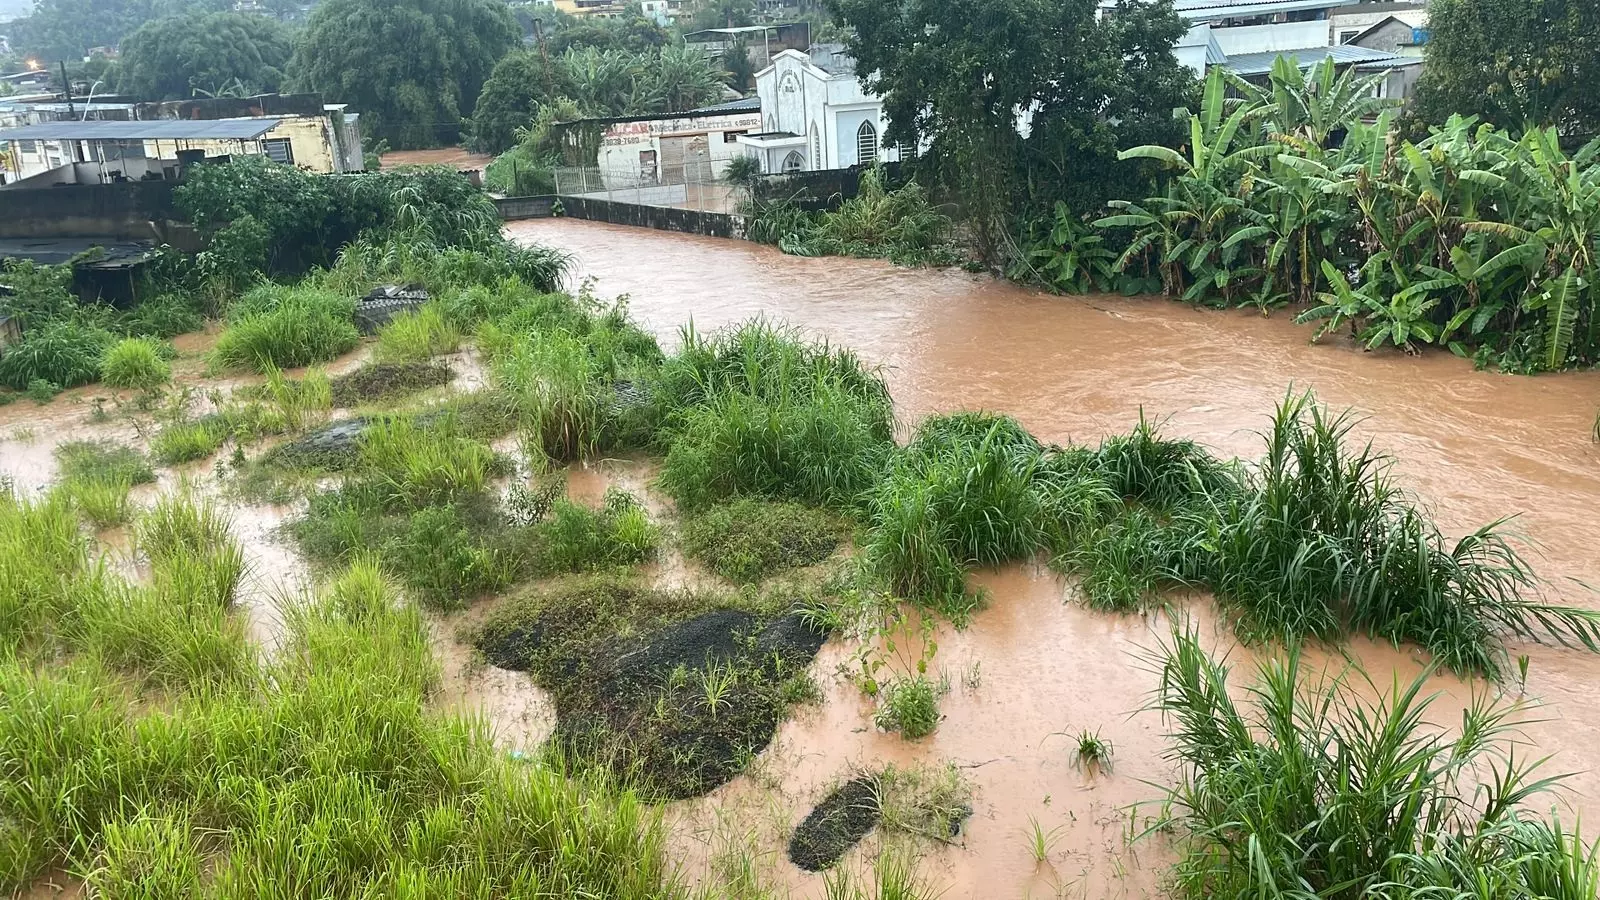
1154 629 1599 899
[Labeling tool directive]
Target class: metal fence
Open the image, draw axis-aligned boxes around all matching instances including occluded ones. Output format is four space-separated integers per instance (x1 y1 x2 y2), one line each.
550 162 742 215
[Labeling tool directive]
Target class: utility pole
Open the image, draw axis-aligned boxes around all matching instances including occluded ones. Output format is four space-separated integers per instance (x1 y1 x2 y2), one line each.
59 61 75 118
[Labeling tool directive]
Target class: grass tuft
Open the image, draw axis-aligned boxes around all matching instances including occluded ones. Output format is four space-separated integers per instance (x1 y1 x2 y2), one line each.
211 284 359 373
99 337 172 390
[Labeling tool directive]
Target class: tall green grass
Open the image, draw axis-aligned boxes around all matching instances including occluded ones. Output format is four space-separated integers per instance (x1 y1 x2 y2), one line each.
1154 628 1600 899
1164 393 1600 677
656 321 894 511
99 337 172 390
375 302 462 362
0 555 681 896
211 284 359 373
865 413 1048 615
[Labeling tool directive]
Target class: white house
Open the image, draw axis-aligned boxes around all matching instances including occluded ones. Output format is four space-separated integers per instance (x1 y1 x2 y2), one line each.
736 45 900 175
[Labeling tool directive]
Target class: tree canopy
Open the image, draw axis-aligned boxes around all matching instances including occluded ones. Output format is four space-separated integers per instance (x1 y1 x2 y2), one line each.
1413 0 1600 139
827 0 1195 259
546 15 668 54
291 0 518 149
6 0 228 61
467 44 727 154
117 11 291 99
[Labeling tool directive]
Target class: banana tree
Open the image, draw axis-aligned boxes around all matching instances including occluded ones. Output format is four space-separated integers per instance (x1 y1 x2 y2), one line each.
1466 127 1600 369
1254 55 1398 149
1097 67 1271 304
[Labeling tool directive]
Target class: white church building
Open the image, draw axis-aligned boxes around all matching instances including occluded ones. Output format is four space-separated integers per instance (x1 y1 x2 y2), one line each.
736 45 901 175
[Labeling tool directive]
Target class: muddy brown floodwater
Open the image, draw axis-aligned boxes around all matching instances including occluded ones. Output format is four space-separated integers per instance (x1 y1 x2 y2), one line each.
510 218 1600 898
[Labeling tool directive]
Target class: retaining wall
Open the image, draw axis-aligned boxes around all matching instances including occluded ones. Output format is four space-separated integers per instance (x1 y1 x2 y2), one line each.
496 193 743 239
0 181 179 240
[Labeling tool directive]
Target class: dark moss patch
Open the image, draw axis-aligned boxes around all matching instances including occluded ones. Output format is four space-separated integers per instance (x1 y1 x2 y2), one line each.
264 417 372 471
330 362 454 406
54 441 156 486
788 776 881 871
476 579 830 799
681 498 848 584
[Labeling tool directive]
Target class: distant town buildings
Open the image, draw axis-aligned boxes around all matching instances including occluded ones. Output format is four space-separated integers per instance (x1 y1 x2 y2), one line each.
0 92 362 187
1164 0 1426 100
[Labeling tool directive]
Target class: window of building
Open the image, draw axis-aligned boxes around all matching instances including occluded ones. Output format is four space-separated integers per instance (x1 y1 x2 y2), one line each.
19 140 36 154
1339 29 1359 43
781 150 805 173
856 121 878 166
723 130 744 143
263 138 294 164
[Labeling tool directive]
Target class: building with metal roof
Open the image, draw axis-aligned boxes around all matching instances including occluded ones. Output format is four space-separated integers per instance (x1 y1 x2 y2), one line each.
0 118 283 142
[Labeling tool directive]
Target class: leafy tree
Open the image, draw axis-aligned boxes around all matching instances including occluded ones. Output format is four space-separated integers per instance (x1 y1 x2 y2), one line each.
117 12 292 100
721 39 754 92
685 0 755 31
7 0 228 61
547 14 667 54
466 47 571 154
1414 0 1600 139
828 0 1195 261
468 45 727 154
291 0 519 149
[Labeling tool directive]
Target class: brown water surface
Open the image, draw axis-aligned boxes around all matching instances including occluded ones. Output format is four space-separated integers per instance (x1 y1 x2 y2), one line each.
511 219 1600 897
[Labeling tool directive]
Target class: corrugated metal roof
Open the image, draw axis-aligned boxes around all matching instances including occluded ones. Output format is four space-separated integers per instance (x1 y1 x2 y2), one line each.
690 96 761 114
0 118 282 142
1223 45 1399 76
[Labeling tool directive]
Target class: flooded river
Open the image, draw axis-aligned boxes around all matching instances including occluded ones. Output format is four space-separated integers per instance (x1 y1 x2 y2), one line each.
510 218 1600 897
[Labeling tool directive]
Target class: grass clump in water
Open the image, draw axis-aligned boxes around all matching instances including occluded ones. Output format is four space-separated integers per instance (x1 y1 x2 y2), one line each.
656 321 893 512
682 498 847 584
873 674 944 740
375 302 462 362
1155 628 1600 899
476 577 830 799
865 413 1050 615
211 283 359 373
99 337 171 390
53 441 156 529
481 290 663 463
55 441 156 487
1166 393 1600 678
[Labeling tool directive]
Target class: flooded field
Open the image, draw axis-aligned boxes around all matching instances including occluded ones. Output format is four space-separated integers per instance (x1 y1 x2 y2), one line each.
6 218 1599 898
507 218 1600 897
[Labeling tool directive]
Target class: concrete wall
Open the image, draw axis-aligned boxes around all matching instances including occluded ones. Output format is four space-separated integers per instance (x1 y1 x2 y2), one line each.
494 195 557 220
559 196 742 238
0 180 178 239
